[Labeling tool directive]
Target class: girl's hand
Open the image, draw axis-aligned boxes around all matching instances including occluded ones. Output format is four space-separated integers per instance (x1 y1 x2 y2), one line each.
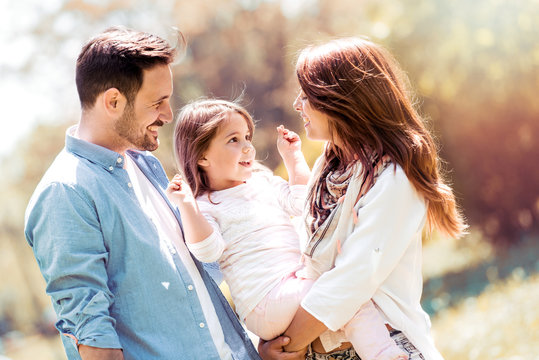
276 125 311 185
166 174 196 206
276 125 302 160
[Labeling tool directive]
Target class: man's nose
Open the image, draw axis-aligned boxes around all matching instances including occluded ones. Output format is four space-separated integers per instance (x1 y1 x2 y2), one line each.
161 104 173 123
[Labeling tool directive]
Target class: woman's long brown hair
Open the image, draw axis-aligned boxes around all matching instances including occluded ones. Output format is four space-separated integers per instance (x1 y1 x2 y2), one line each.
296 37 466 238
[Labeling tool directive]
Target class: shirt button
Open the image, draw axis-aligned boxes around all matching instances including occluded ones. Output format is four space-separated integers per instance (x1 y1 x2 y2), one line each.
187 285 194 291
127 182 133 188
108 166 114 171
199 322 205 328
117 157 123 163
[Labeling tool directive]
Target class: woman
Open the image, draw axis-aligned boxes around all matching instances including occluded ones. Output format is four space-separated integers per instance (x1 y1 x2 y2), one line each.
266 37 466 360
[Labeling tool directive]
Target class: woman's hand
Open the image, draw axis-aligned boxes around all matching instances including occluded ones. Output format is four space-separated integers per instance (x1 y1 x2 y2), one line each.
258 336 307 360
283 306 327 352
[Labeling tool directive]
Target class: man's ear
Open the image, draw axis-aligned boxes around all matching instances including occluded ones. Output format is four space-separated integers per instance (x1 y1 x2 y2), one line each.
102 88 126 117
198 157 209 167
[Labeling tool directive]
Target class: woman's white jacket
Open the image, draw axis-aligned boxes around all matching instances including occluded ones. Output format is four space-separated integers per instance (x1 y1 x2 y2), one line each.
299 156 444 360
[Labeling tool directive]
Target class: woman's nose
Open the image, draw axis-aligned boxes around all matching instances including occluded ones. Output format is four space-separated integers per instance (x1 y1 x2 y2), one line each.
293 94 301 111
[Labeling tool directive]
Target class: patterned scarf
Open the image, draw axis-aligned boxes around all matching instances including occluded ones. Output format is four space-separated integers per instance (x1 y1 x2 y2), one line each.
310 159 355 233
309 155 392 234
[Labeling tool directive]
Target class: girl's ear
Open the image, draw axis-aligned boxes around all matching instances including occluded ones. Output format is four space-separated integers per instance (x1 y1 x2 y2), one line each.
198 157 209 167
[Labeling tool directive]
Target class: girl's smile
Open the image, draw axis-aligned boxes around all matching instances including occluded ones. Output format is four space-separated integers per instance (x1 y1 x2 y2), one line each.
198 112 256 191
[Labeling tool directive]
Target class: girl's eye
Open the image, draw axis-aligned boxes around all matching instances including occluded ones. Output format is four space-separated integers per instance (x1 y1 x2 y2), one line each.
228 137 238 143
246 134 252 141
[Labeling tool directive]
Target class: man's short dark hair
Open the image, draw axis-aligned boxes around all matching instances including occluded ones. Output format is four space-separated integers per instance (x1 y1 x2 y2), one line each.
76 26 181 109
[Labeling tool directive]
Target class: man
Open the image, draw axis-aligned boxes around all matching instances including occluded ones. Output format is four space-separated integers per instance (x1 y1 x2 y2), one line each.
24 26 267 360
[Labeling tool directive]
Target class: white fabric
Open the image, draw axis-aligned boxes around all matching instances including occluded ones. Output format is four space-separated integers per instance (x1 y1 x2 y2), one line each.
299 156 444 360
124 157 232 360
188 171 306 321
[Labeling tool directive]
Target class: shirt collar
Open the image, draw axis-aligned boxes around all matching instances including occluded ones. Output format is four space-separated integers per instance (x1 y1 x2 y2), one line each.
65 125 127 172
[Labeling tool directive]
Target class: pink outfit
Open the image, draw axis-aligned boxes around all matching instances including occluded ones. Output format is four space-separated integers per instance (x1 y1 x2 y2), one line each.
345 303 408 360
244 271 406 360
244 272 314 340
189 171 406 359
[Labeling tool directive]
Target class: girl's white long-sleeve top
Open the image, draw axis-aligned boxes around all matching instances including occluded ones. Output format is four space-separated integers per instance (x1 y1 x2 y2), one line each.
298 156 444 360
187 171 306 321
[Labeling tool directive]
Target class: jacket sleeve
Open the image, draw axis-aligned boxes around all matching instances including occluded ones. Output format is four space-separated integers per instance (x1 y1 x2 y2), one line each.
300 167 427 331
24 182 122 350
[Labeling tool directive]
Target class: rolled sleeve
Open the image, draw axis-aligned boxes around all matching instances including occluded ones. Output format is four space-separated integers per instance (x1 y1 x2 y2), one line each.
25 183 122 349
301 168 427 331
288 184 308 215
270 175 307 216
186 229 225 263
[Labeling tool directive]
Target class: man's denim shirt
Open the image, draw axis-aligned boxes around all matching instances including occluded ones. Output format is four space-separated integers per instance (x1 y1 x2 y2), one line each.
24 128 259 360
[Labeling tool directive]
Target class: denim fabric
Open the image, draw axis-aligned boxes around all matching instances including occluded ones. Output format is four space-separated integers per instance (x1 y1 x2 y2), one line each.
307 330 424 360
307 347 360 360
24 129 259 360
390 330 425 360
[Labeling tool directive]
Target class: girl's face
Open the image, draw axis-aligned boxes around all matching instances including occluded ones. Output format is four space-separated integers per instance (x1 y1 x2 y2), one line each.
198 112 255 191
294 90 332 142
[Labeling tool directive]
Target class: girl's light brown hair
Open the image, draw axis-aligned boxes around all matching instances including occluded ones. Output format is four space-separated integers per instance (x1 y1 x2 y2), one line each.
173 99 255 198
296 37 466 238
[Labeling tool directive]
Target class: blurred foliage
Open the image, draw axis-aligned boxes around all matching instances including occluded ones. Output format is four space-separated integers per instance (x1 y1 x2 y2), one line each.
432 271 539 359
380 0 539 248
0 122 68 335
169 0 539 247
1 0 538 350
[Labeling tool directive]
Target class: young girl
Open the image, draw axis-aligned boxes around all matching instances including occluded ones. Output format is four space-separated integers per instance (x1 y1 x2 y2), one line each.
270 38 467 360
167 98 407 360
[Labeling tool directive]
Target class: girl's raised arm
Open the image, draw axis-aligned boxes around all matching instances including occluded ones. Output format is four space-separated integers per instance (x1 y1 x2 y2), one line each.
276 125 311 186
166 174 213 244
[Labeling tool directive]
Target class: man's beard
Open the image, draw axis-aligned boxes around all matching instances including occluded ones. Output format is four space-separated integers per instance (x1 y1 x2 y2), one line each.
114 103 162 152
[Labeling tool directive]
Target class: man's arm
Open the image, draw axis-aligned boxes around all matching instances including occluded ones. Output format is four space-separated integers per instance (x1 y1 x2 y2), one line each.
258 336 307 360
25 183 123 352
79 345 124 360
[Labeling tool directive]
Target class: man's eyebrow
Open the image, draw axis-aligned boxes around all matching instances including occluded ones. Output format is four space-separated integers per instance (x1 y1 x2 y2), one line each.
152 95 170 104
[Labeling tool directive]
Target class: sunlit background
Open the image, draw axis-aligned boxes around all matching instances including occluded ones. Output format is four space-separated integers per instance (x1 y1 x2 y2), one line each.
0 0 538 359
